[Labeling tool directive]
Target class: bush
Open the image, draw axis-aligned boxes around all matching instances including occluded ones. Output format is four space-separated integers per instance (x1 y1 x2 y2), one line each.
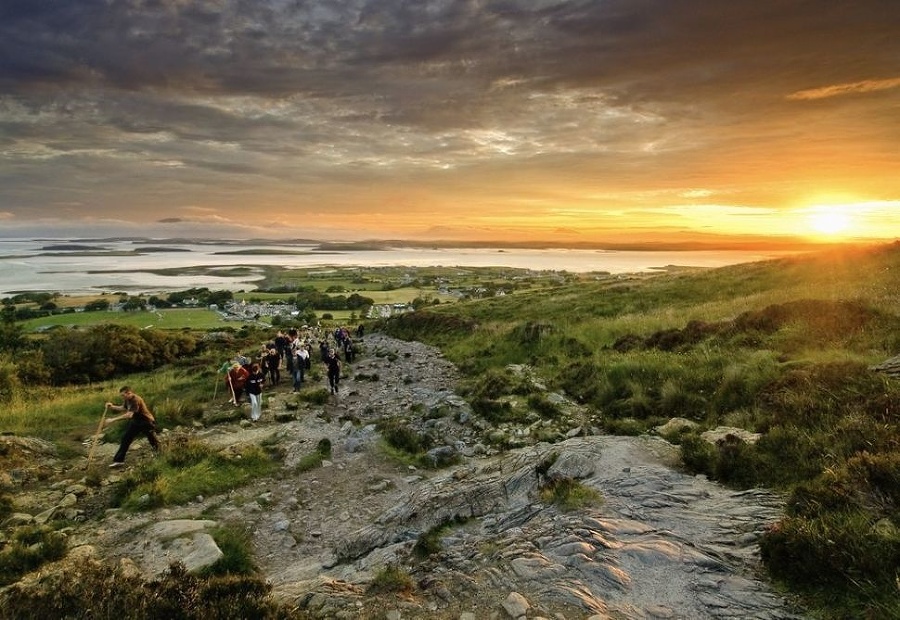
711 434 760 489
538 477 603 512
678 434 716 477
202 525 259 577
659 379 706 418
0 493 13 522
0 561 296 620
526 392 562 419
413 517 470 560
470 396 516 423
466 367 515 400
38 325 199 386
316 437 332 458
296 388 330 405
759 361 893 428
413 523 447 560
367 564 415 595
0 526 68 587
0 358 21 404
761 511 900 617
602 417 648 436
377 418 432 455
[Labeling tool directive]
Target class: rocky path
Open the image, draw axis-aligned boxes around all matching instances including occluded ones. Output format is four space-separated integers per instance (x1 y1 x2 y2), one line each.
4 333 807 619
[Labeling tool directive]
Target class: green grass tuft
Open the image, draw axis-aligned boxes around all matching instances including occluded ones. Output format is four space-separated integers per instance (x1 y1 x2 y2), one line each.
112 439 279 511
538 477 603 512
367 564 415 595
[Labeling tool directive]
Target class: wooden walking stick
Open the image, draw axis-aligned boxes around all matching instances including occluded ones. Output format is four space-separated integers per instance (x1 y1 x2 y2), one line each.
86 404 109 469
227 371 237 404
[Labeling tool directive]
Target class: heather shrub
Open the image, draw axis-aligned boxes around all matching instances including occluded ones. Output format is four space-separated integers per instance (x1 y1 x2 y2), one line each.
0 561 297 620
0 526 67 587
378 417 432 455
367 564 415 595
202 524 258 577
538 477 603 512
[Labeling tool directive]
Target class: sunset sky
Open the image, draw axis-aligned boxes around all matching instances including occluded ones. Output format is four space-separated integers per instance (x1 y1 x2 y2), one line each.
1 1 898 244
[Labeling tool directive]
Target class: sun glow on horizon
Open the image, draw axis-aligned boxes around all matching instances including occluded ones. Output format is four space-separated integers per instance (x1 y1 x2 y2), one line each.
808 205 852 236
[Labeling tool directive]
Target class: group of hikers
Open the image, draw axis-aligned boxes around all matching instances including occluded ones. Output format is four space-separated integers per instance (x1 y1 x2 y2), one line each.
101 324 364 468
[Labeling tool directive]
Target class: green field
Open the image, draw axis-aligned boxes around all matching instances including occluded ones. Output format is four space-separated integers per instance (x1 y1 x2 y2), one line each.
22 308 229 331
10 264 559 332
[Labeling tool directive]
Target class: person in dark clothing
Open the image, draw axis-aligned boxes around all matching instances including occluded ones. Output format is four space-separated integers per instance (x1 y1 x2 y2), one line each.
274 330 289 368
264 347 280 384
324 348 341 394
285 329 298 377
104 386 160 467
293 345 309 392
246 363 265 421
343 338 355 364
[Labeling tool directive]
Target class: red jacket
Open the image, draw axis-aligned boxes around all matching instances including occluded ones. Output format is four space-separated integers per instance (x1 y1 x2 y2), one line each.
227 365 249 389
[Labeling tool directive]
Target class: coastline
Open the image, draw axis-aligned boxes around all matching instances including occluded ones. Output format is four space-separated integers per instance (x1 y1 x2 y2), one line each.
0 237 816 296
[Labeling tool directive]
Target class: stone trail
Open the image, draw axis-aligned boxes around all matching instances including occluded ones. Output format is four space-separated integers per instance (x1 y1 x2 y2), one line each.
3 333 807 619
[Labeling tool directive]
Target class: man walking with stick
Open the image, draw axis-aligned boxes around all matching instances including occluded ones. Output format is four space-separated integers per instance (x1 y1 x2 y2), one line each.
105 386 161 468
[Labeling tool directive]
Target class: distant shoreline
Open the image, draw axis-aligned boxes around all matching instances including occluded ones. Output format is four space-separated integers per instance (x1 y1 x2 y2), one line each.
2 236 865 253
3 238 889 298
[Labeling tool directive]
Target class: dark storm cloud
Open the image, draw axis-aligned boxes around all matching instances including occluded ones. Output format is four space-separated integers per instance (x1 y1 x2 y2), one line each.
3 1 896 117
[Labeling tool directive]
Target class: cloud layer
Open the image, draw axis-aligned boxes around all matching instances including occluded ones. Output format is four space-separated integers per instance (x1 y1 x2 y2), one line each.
1 0 898 240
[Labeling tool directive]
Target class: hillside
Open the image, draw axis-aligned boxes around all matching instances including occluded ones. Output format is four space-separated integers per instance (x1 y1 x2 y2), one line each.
1 241 898 618
1 333 808 619
375 241 900 618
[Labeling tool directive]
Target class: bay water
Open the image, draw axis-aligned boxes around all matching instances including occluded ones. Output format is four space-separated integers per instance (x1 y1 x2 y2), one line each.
0 238 799 296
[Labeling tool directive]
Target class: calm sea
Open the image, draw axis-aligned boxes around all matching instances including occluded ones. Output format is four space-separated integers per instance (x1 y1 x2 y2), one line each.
0 238 799 296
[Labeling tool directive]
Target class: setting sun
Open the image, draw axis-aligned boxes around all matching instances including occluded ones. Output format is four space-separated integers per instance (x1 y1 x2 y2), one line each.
807 206 852 236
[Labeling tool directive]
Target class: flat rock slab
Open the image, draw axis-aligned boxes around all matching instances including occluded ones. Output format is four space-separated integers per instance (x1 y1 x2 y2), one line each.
113 519 223 576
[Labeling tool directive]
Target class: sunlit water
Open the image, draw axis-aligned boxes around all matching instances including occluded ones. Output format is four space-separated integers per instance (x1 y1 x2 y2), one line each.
0 238 800 296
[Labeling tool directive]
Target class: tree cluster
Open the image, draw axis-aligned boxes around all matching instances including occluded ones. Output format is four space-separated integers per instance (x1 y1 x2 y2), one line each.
0 322 199 399
288 287 374 312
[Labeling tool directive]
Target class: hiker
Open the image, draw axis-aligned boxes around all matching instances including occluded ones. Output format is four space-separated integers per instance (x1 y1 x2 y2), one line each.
274 330 289 368
293 344 309 392
227 363 250 405
343 337 355 363
285 328 298 377
356 323 364 338
263 347 280 384
247 362 265 421
104 386 160 468
324 347 341 394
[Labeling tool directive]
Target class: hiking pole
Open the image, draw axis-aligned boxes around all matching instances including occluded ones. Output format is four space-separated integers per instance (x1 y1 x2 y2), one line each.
86 404 109 469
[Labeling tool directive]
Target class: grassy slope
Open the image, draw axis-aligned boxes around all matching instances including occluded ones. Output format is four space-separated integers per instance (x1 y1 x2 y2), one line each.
3 242 898 617
379 241 900 618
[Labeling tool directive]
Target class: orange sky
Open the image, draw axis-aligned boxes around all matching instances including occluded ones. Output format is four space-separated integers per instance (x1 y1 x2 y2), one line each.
0 1 898 244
